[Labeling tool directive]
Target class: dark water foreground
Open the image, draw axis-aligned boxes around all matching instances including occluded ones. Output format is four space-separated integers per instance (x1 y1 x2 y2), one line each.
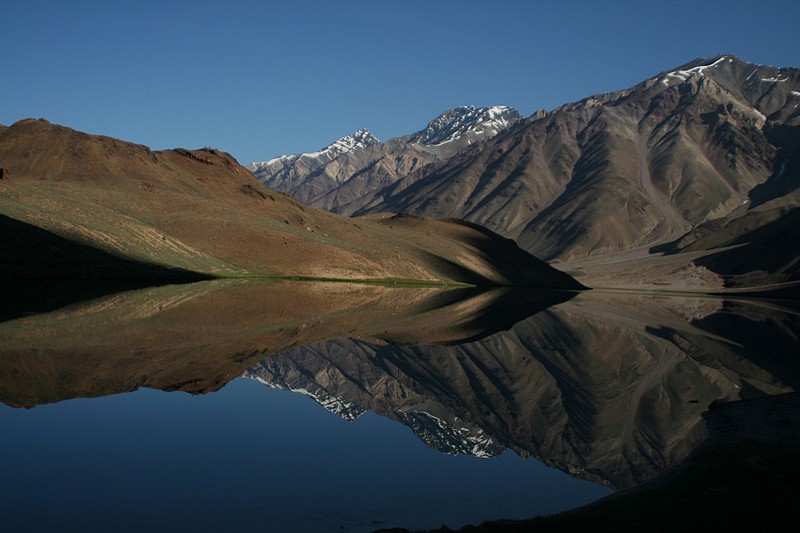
1 280 798 532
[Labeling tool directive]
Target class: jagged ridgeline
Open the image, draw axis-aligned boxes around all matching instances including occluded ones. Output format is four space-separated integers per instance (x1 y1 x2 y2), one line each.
248 105 524 213
249 56 800 292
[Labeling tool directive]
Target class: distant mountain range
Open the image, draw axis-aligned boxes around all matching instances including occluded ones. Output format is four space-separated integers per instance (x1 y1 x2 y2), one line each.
250 56 800 292
248 105 523 213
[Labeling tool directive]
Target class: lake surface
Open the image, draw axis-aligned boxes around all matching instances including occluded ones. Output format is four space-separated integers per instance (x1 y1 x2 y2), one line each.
1 280 798 532
0 379 607 533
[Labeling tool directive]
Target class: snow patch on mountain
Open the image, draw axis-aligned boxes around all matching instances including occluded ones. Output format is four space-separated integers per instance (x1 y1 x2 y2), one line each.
247 129 379 173
302 129 380 160
254 153 296 168
247 375 365 421
408 105 523 147
401 410 505 458
659 55 731 86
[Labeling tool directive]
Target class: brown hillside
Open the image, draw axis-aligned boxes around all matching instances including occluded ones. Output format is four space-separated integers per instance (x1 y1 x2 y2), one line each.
0 119 581 288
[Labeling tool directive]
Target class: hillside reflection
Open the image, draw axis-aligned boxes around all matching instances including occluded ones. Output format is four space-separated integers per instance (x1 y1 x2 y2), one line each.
0 279 573 407
1 280 799 491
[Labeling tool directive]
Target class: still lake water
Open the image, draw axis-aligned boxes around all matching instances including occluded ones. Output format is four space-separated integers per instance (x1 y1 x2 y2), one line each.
1 280 798 532
0 380 607 532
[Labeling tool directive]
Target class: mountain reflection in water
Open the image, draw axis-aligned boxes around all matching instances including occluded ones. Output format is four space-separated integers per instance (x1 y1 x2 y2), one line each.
0 280 573 407
1 280 798 531
246 291 800 489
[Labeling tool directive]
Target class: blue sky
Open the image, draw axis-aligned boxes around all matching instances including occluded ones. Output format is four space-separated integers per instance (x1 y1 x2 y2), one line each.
2 0 798 164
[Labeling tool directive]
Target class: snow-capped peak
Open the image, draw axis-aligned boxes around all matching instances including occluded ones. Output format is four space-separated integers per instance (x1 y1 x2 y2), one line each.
401 409 506 458
656 55 750 87
409 105 523 147
318 128 380 158
247 129 379 172
292 129 380 164
246 374 366 421
660 56 729 84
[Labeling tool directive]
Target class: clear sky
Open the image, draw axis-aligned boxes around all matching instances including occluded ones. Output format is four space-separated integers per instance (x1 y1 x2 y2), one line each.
2 0 798 164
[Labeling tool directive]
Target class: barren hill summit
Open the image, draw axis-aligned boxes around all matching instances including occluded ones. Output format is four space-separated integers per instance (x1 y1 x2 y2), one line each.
0 118 581 289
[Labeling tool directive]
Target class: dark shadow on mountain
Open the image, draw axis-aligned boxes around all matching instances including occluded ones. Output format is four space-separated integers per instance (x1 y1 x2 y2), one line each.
751 121 800 208
401 287 577 346
386 213 585 289
444 217 587 289
0 214 211 321
0 214 211 281
648 237 682 255
694 208 800 283
650 206 800 294
0 280 193 323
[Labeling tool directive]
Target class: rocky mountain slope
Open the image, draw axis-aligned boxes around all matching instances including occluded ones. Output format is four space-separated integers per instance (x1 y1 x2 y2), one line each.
255 56 800 291
0 118 580 288
248 105 523 213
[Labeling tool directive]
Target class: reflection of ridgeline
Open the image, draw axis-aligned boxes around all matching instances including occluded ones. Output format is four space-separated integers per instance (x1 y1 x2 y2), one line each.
4 277 798 489
246 346 506 458
0 280 571 408
251 373 366 422
246 292 800 488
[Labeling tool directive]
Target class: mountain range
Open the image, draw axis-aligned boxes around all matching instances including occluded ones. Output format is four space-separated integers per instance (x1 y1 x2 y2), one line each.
248 105 523 213
250 56 800 293
4 55 796 293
